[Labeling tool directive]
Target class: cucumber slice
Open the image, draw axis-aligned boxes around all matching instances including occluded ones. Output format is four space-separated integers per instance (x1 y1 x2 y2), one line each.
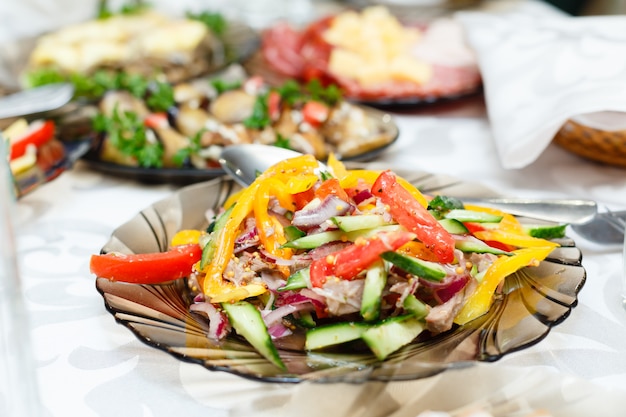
278 267 310 291
381 251 447 282
305 321 371 350
403 294 429 319
221 301 286 371
281 230 346 249
438 218 469 234
455 239 512 256
294 310 316 328
284 225 306 241
332 214 388 232
200 205 234 269
282 225 405 250
360 260 387 322
445 209 503 223
523 224 568 239
361 315 425 361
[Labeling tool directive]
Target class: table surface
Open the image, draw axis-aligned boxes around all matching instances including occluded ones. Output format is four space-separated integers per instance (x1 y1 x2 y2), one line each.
8 1 626 416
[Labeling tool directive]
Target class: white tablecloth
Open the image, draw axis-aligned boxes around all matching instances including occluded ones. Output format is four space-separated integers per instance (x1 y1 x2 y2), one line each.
14 110 626 416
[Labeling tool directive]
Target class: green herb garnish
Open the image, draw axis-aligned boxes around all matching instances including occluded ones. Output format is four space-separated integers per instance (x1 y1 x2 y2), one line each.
186 11 227 35
173 128 204 166
274 134 291 149
93 106 164 168
145 81 175 112
211 79 242 95
243 93 271 129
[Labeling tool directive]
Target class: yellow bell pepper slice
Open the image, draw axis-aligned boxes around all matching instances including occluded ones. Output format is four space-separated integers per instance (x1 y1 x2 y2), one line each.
223 188 245 210
202 154 318 300
253 177 294 261
327 152 348 179
473 229 560 249
209 283 268 304
454 246 555 325
170 229 203 246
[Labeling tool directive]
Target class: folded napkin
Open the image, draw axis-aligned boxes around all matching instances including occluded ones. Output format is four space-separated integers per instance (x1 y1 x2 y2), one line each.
456 2 626 169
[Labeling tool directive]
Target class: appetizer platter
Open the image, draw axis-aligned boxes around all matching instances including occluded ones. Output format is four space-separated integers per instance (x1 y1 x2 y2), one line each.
258 6 482 105
23 6 258 88
92 156 585 382
75 72 398 183
1 117 90 197
0 5 261 189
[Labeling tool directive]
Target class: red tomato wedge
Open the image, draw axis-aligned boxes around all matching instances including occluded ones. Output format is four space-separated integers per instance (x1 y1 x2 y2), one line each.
309 231 415 287
372 170 455 263
9 120 55 160
143 112 169 129
267 91 281 121
90 244 202 284
302 101 330 127
314 178 350 202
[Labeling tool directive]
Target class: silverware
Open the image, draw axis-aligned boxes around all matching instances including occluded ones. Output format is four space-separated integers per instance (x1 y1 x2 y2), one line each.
571 210 626 246
0 83 74 120
219 144 598 225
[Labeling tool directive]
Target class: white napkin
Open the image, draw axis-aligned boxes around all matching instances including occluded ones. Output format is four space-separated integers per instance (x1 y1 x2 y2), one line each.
456 3 626 169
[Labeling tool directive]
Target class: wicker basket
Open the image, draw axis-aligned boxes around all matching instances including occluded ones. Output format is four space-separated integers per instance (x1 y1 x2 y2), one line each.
554 117 626 168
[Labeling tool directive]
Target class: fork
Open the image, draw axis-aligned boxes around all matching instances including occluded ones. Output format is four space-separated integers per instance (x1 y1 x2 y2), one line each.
605 208 626 233
571 208 626 246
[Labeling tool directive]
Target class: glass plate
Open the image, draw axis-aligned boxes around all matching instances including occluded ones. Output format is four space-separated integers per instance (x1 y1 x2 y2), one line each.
80 106 399 185
95 169 586 383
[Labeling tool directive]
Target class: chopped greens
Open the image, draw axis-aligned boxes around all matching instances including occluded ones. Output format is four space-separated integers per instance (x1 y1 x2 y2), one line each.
173 129 204 166
275 79 342 107
211 79 242 95
145 81 175 112
97 1 149 19
243 93 271 129
186 10 227 35
274 134 291 150
93 107 164 168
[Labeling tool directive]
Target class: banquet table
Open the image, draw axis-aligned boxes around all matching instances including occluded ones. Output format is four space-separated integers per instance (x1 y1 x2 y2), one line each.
6 0 626 416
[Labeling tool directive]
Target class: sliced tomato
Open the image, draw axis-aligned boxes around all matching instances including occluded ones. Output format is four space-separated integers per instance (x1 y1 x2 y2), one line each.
314 178 350 202
267 90 281 121
90 244 202 284
302 101 330 127
309 231 415 287
9 120 55 160
292 187 316 210
144 112 169 129
372 170 455 263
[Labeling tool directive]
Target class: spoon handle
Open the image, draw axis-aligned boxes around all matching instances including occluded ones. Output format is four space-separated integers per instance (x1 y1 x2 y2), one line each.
461 198 597 225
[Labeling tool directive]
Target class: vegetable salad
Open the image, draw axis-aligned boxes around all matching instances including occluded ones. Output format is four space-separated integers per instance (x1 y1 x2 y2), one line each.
90 155 564 369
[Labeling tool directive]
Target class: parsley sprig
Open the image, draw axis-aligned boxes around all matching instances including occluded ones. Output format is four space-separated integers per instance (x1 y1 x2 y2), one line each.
186 11 227 36
93 105 164 168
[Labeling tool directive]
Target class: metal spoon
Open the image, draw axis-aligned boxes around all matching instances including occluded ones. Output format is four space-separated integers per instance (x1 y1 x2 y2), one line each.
0 83 74 120
219 144 598 225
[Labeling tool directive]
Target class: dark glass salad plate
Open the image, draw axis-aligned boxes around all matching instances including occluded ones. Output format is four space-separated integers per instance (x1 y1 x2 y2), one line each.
80 106 399 185
95 169 586 383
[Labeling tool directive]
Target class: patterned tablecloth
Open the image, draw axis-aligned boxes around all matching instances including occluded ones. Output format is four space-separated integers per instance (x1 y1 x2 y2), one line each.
14 111 626 417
